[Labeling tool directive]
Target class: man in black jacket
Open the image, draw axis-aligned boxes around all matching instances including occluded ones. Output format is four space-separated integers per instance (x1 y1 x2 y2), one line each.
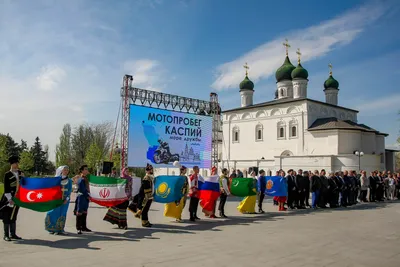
319 169 329 208
286 169 297 209
310 170 321 209
296 169 307 209
369 171 377 202
0 156 23 241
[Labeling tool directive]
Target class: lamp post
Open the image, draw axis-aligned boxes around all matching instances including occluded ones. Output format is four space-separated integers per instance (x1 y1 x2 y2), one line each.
354 151 364 171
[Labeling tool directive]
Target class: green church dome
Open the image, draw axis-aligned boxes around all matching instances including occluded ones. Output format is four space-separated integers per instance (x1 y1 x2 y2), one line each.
239 76 254 91
275 56 296 82
324 75 339 89
291 63 308 80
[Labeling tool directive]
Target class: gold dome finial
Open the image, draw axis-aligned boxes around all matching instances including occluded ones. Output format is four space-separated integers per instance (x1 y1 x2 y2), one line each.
283 39 291 56
328 63 333 76
296 48 302 64
243 62 249 76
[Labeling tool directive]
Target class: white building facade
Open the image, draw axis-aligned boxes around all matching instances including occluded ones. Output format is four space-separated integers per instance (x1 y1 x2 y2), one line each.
221 50 391 174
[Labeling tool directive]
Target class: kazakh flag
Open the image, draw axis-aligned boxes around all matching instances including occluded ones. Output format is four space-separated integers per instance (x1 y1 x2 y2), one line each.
154 175 186 203
229 178 257 197
13 177 63 212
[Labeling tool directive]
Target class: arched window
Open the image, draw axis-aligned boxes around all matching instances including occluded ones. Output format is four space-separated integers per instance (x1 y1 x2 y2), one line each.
289 119 298 138
255 123 263 141
291 126 297 137
277 121 286 139
232 126 239 143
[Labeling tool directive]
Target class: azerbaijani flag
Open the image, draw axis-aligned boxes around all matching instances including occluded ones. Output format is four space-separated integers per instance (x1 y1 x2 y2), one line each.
198 175 220 215
265 176 288 197
230 178 257 197
89 176 128 207
154 175 186 203
13 177 63 212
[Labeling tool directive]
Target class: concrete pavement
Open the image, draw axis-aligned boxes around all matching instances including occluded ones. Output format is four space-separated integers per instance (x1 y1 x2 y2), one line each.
1 199 399 267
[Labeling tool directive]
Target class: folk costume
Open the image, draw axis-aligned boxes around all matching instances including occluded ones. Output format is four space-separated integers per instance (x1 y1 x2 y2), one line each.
136 164 154 227
73 174 91 234
164 165 189 222
1 156 22 241
103 168 132 229
45 166 72 235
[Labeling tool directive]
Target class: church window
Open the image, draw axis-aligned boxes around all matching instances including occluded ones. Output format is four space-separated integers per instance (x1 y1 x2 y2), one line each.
232 127 239 143
255 124 263 141
289 119 298 139
277 121 286 139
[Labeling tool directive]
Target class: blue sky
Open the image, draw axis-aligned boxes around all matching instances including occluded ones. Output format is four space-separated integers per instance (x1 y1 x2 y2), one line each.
0 0 399 159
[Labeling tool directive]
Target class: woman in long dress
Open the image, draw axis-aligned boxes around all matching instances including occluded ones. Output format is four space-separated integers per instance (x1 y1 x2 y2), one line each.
45 166 72 235
103 168 132 229
164 164 189 222
277 170 288 211
237 171 258 214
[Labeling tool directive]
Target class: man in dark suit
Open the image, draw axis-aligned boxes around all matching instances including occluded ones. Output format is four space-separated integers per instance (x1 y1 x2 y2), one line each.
296 169 307 209
310 170 321 209
286 169 297 209
369 171 377 202
343 171 352 206
0 156 23 241
334 172 343 207
319 169 329 208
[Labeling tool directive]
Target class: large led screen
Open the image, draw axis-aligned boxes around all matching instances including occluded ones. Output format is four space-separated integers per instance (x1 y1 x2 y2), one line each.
128 105 212 168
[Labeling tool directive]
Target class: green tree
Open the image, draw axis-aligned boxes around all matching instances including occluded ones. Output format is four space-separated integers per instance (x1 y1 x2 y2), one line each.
5 134 21 157
55 124 72 167
84 142 104 170
30 137 47 175
19 151 34 174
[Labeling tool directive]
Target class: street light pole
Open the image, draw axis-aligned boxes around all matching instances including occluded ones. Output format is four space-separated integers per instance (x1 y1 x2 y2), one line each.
354 151 364 171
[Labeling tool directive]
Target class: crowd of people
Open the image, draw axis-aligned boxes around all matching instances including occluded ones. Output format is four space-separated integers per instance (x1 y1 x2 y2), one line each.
1 154 399 242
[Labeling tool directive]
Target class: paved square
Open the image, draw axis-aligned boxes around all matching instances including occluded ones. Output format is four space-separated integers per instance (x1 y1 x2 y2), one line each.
1 199 400 267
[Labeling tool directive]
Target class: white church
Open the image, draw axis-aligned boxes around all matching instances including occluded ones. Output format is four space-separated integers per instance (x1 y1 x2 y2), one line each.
220 41 396 174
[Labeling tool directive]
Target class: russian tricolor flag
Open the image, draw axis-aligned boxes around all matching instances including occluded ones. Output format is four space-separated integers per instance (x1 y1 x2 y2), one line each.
198 175 220 215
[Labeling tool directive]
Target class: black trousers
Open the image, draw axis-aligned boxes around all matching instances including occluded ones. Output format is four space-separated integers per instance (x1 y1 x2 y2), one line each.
76 213 88 230
258 192 265 210
370 188 376 202
304 189 310 206
297 190 306 207
360 190 368 202
141 200 152 223
2 206 19 238
128 195 139 213
287 190 297 208
218 193 227 214
189 197 199 219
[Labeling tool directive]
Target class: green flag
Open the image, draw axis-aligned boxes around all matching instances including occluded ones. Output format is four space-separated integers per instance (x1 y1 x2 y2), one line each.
230 178 257 197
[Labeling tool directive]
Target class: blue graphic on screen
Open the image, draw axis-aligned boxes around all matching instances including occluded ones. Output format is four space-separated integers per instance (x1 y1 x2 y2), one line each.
128 105 212 168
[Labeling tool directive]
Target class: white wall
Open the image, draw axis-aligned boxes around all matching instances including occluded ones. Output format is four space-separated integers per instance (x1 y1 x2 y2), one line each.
305 130 338 155
306 101 358 127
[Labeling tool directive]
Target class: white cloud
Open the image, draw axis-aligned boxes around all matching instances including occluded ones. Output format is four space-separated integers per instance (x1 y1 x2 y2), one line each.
355 94 400 115
123 59 166 91
211 1 390 90
36 65 66 91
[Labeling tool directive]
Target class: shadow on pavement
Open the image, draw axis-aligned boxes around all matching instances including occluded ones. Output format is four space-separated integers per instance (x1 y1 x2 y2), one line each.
14 200 398 250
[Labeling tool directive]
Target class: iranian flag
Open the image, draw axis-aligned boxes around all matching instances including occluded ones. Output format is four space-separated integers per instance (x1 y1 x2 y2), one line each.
13 177 63 212
89 175 128 207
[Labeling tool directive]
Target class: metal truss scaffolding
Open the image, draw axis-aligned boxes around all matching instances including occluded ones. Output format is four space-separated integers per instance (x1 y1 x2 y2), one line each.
120 74 222 169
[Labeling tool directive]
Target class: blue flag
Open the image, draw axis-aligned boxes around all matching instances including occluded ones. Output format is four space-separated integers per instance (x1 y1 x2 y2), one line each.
153 175 186 203
264 176 288 197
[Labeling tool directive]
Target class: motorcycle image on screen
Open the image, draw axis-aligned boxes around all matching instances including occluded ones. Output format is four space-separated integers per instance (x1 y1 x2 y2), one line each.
153 139 180 164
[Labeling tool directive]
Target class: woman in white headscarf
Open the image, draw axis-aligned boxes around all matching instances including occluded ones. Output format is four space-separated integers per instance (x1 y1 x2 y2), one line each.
44 166 72 235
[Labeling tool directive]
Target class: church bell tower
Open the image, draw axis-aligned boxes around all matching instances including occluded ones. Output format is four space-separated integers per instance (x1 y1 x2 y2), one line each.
239 63 254 107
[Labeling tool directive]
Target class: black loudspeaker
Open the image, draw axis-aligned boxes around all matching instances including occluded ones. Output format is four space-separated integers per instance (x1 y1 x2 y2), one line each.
248 167 259 175
102 161 114 175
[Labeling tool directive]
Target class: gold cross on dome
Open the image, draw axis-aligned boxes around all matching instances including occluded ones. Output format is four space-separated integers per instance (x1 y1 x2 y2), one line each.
296 48 302 64
328 63 333 76
243 62 249 76
283 39 291 56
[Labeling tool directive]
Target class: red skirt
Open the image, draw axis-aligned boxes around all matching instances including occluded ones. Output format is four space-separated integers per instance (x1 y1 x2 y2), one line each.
276 196 287 202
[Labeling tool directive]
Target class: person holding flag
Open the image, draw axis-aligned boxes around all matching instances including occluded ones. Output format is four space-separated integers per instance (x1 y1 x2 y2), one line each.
0 156 23 241
188 166 201 222
257 169 266 213
218 168 230 218
136 164 154 227
74 165 91 234
45 165 72 235
103 168 132 229
237 171 258 214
